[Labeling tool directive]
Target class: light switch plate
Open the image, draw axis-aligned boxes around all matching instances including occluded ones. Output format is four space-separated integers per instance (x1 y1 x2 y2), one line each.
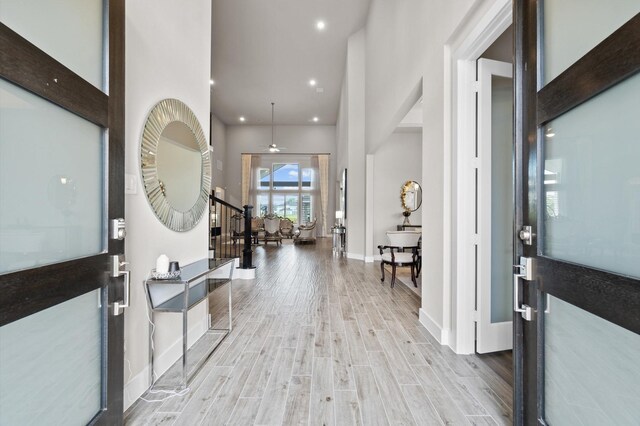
217 160 223 171
125 173 137 194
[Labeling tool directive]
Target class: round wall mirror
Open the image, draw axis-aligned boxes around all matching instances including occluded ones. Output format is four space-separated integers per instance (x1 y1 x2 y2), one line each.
141 99 211 232
401 180 422 212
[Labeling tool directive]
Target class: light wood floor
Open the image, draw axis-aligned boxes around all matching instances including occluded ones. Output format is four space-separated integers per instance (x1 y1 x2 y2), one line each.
125 239 513 425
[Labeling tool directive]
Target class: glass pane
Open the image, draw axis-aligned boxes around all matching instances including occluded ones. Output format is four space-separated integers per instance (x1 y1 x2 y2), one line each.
544 295 640 424
0 79 104 274
490 76 513 323
301 194 313 224
259 168 270 189
273 163 299 190
543 0 639 84
284 195 299 223
272 194 284 216
257 193 269 217
302 168 313 188
542 72 640 278
0 289 103 425
0 0 105 90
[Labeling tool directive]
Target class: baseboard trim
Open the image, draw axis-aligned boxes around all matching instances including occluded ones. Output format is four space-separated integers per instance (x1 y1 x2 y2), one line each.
346 252 365 261
124 364 149 412
419 308 450 346
364 256 375 263
123 314 208 412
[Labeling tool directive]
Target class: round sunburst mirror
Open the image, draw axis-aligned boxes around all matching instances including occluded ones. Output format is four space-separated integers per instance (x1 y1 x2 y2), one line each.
140 99 211 232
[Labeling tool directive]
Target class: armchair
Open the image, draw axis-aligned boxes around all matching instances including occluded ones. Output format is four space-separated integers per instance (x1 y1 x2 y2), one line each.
279 218 295 239
378 231 421 288
263 214 282 246
250 217 264 244
294 218 317 244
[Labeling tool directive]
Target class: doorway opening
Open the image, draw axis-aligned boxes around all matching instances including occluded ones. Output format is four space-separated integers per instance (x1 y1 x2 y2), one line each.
449 0 513 360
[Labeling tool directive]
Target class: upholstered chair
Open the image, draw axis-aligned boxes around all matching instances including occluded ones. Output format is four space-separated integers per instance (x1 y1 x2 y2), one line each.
279 218 295 239
294 218 317 244
250 217 264 244
378 231 421 287
263 214 282 245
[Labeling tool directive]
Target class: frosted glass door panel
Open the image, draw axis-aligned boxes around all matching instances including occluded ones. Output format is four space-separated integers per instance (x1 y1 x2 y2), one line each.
543 1 639 84
543 73 640 279
0 0 105 90
490 75 513 323
0 79 104 274
0 289 103 425
544 295 640 424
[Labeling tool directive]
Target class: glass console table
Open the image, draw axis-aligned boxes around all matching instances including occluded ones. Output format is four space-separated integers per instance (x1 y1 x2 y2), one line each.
144 258 234 389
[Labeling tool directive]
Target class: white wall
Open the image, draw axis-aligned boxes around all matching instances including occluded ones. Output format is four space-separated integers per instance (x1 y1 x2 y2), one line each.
224 125 336 233
210 112 227 194
336 0 478 344
123 0 211 410
372 131 423 252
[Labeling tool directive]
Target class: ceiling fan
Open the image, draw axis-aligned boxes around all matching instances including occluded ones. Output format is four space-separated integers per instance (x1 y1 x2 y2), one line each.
261 102 287 153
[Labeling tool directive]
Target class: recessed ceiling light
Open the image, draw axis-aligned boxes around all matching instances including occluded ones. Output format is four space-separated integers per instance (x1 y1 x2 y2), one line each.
316 20 326 31
312 117 319 122
239 116 246 122
309 79 317 87
209 79 215 85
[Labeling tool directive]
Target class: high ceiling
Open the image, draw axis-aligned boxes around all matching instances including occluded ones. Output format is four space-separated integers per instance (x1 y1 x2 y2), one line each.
211 0 371 125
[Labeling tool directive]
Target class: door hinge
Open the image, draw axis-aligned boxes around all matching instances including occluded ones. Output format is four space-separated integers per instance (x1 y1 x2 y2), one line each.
514 256 534 321
518 225 534 245
472 310 479 322
472 81 480 92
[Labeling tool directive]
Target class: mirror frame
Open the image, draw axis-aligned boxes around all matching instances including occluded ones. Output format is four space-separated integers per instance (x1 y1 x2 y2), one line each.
401 180 422 212
140 99 211 232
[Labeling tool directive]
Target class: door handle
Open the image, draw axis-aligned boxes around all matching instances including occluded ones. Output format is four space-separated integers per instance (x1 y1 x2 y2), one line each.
513 257 534 321
111 255 130 316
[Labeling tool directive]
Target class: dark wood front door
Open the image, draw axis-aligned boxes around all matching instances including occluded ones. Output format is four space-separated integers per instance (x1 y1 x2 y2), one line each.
514 3 640 424
0 1 125 424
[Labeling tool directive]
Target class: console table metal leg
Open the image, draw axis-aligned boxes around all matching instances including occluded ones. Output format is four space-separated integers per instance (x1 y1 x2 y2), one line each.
149 310 155 387
182 286 189 388
228 265 233 332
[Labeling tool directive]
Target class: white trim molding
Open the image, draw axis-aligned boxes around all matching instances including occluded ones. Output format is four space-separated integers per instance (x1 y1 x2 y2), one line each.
444 0 512 355
419 308 450 345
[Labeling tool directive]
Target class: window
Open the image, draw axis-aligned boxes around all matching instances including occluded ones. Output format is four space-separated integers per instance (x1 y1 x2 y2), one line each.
301 194 313 224
272 163 299 190
259 168 270 189
302 168 313 188
257 194 269 217
272 194 299 222
256 161 314 224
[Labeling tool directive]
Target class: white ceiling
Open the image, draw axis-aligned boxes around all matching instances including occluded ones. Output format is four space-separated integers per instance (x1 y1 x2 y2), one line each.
211 0 371 125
